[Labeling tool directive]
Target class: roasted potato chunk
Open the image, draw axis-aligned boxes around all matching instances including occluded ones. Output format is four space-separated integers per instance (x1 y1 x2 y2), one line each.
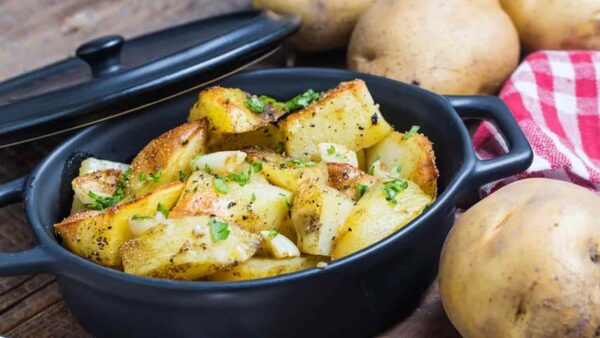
79 157 129 176
127 120 207 197
327 163 378 200
189 87 285 133
292 180 355 256
332 179 433 259
280 79 392 160
366 131 438 196
120 216 260 280
205 256 322 281
72 169 121 206
170 171 294 237
207 123 284 152
244 148 328 193
55 181 185 267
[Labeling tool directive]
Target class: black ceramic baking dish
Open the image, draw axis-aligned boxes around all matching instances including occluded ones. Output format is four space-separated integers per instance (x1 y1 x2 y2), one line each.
0 68 532 337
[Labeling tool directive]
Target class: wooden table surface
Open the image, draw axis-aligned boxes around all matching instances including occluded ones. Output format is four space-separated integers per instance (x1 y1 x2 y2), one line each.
0 1 460 336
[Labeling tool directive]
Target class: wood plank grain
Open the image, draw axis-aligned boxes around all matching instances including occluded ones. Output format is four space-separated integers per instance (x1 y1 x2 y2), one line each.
0 280 62 333
0 275 55 314
7 300 89 338
0 0 251 81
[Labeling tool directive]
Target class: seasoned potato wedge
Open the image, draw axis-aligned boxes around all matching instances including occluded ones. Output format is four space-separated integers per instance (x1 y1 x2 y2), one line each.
120 216 260 280
205 256 322 281
244 148 328 193
292 180 355 256
72 169 121 205
280 80 392 160
327 163 378 200
366 131 438 196
170 171 294 237
127 120 207 197
79 157 129 176
207 123 284 152
332 179 433 259
189 87 285 133
55 181 185 267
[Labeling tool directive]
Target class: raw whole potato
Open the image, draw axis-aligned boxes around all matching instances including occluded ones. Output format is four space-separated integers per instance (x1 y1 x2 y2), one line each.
252 0 374 52
501 0 600 51
439 178 600 338
347 0 520 95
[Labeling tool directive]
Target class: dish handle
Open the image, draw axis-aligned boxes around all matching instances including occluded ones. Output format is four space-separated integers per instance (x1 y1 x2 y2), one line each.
0 176 57 276
447 95 533 189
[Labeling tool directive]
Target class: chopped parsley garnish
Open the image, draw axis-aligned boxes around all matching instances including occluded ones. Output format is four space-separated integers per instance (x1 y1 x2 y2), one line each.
157 203 169 217
228 171 250 186
204 163 212 174
267 230 279 239
131 214 153 220
148 170 162 182
367 164 376 176
404 125 420 139
179 170 189 181
85 169 130 211
284 89 322 112
138 172 146 182
392 165 402 174
250 193 256 203
327 145 336 155
356 183 369 199
122 168 132 182
213 177 229 193
86 191 122 211
250 160 263 173
382 179 409 204
246 95 265 113
259 95 279 105
279 193 292 208
287 158 316 168
209 219 230 242
275 142 285 154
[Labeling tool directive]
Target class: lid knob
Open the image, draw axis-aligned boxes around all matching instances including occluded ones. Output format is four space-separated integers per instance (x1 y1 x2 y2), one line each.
76 35 124 78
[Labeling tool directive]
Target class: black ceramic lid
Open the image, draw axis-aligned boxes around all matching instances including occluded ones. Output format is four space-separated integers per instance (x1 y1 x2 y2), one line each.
0 10 299 147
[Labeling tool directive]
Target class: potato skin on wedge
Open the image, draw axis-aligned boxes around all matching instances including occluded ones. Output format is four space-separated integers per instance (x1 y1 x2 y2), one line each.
205 256 322 281
189 87 284 133
71 169 121 206
120 216 260 280
366 131 438 196
127 119 207 197
280 79 392 160
327 163 378 200
55 181 185 267
332 179 433 259
207 123 284 152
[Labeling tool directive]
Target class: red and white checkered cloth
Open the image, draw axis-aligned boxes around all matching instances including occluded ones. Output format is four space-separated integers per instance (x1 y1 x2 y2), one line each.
473 51 600 196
